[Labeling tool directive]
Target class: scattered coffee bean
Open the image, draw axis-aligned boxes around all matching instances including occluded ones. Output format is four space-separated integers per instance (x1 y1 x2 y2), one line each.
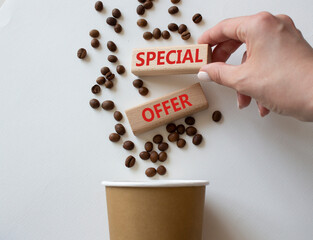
123 141 135 150
114 24 122 33
77 48 87 59
158 152 167 162
108 55 118 63
139 151 150 160
153 28 161 39
112 8 121 18
168 6 179 14
143 0 153 9
104 80 113 88
212 111 222 122
178 24 187 34
186 126 197 136
89 29 100 38
138 0 146 3
113 111 123 121
105 72 115 81
176 124 185 134
185 116 195 125
116 65 125 74
150 151 158 163
145 141 153 152
125 155 136 168
137 5 145 15
168 23 178 31
145 167 157 177
91 84 101 94
137 18 147 27
101 100 115 110
106 17 117 26
143 31 153 40
158 142 169 151
91 38 100 48
157 165 167 175
181 31 191 40
89 99 100 109
96 76 106 85
171 0 180 3
162 30 170 39
192 13 202 23
109 133 120 142
177 138 186 148
115 123 126 135
139 87 149 96
166 123 176 133
101 66 110 75
94 1 103 11
193 134 203 145
133 79 143 88
107 41 117 52
168 132 179 142
153 134 163 144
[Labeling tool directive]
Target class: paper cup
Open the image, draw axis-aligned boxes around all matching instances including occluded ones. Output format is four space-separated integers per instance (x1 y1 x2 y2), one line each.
102 180 209 240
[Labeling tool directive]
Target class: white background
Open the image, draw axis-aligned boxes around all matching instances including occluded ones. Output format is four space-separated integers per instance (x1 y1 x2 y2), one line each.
1 0 313 239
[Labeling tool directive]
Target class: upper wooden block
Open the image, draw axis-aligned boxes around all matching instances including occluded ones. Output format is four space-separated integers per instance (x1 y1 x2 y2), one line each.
126 83 208 135
131 44 211 76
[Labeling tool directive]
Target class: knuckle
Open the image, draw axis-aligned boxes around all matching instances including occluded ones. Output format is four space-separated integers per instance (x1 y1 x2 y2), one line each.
253 12 276 29
277 14 293 24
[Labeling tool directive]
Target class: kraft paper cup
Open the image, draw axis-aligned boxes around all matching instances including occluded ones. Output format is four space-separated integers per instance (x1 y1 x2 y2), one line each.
102 180 209 240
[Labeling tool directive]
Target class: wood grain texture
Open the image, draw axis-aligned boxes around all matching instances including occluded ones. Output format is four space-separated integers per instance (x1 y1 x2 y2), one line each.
126 83 208 135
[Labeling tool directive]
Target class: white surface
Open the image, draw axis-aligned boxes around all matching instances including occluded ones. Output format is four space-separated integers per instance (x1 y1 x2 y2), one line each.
102 180 209 187
0 0 313 240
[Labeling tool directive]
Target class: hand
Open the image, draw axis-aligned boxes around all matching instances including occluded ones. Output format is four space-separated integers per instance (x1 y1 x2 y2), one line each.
197 12 313 121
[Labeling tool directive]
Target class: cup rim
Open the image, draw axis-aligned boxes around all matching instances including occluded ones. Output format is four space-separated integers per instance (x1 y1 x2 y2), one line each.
101 180 209 188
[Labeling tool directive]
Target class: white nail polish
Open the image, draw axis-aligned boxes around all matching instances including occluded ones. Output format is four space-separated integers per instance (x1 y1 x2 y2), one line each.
197 71 212 82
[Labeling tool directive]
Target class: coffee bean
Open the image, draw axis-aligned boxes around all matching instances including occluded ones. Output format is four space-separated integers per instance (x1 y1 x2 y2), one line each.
137 18 147 27
143 0 153 9
168 132 179 142
158 152 167 162
139 151 150 160
186 126 197 136
168 23 178 31
168 6 179 14
133 79 143 88
125 155 136 168
137 5 145 15
157 165 167 175
158 142 169 151
176 124 185 134
109 133 120 142
177 138 186 148
115 123 126 135
150 151 158 163
123 141 135 150
193 134 203 145
162 30 170 39
171 0 180 3
153 134 163 144
107 41 117 52
114 24 122 33
212 111 222 122
112 8 121 18
113 111 123 121
145 167 157 177
106 17 117 26
77 48 87 59
116 65 125 74
181 31 191 40
101 66 110 75
185 116 195 125
178 24 187 34
91 84 101 94
89 29 100 38
105 72 115 81
166 123 176 133
143 31 153 40
101 100 115 110
139 87 149 96
145 141 153 152
108 55 118 63
153 28 161 39
192 13 202 23
95 1 103 11
91 38 100 48
104 80 113 88
96 76 106 85
138 0 146 3
89 99 100 109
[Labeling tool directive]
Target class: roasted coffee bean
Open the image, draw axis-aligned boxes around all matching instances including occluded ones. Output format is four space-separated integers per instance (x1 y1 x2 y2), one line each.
193 134 203 145
162 30 170 39
158 142 169 151
112 8 121 18
123 141 135 150
139 87 149 96
125 155 136 168
95 1 103 11
101 100 115 110
89 99 100 109
106 17 117 26
158 152 167 162
150 151 158 163
143 31 153 40
137 5 145 15
138 0 146 3
192 13 202 23
116 65 125 74
143 0 153 9
168 132 179 142
186 126 197 136
139 151 150 160
105 72 115 81
113 111 123 121
178 24 187 34
91 84 101 94
166 123 176 133
145 141 153 152
137 18 148 27
114 24 122 33
91 38 100 48
104 80 113 88
157 165 167 175
181 31 191 40
185 116 195 125
115 123 126 135
101 66 110 75
168 6 179 14
176 124 185 134
109 133 120 142
89 29 100 38
171 0 180 3
77 48 87 59
107 41 117 52
153 28 161 39
153 134 163 144
108 55 118 63
212 111 222 122
145 167 157 177
96 76 106 85
133 79 143 88
177 138 186 148
168 23 178 31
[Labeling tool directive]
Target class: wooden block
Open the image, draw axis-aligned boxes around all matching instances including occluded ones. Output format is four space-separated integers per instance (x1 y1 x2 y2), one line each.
126 83 208 135
131 44 211 76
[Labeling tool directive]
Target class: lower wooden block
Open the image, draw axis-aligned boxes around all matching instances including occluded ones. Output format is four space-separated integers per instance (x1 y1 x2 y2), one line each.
126 83 208 135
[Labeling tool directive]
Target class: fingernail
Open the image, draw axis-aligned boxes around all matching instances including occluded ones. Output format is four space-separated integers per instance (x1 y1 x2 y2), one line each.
237 99 241 109
197 71 212 82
